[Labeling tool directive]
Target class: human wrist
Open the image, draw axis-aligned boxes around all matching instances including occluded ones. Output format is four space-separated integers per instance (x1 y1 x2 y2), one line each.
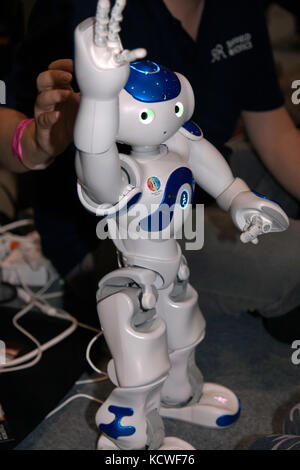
13 119 54 171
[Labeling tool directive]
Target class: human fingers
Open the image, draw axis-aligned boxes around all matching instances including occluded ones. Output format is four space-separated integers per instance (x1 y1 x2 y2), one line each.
36 110 60 130
35 89 71 113
37 69 73 92
48 59 74 74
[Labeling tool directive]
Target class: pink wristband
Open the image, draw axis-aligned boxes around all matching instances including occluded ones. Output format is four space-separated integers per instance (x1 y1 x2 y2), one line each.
12 118 35 167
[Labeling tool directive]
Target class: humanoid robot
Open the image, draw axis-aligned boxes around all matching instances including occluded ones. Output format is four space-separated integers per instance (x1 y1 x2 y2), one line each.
74 0 289 450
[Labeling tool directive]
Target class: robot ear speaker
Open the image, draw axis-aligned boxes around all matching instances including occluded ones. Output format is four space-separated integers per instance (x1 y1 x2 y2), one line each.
176 72 195 120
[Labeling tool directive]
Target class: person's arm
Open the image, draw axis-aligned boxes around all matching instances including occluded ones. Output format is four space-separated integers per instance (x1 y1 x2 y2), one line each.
242 106 300 201
0 107 33 173
0 60 79 173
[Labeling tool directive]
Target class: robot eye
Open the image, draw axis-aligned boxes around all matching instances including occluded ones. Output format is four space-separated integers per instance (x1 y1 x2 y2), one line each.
139 109 155 124
175 102 184 117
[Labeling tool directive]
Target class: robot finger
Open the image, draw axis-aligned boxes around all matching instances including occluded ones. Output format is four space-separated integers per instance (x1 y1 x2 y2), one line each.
95 0 111 47
108 0 127 43
115 48 147 65
240 222 262 244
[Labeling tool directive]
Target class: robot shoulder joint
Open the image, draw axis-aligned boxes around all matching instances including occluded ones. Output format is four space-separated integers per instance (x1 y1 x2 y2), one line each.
179 120 203 141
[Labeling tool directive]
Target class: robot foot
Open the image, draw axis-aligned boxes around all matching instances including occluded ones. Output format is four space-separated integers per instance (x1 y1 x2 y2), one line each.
97 434 195 450
97 434 120 450
160 382 240 429
158 437 196 450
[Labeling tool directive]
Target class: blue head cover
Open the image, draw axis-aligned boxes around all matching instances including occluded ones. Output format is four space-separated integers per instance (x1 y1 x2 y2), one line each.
124 60 181 103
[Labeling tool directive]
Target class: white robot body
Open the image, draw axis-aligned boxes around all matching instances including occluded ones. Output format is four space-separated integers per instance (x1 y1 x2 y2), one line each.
74 0 289 450
99 289 170 388
118 149 194 241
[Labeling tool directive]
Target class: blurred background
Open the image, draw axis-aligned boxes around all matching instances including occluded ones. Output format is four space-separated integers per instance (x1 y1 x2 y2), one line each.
0 0 299 256
1 0 300 157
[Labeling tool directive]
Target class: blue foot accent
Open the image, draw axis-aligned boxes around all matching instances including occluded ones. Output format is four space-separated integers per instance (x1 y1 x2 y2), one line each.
99 405 136 439
216 397 241 427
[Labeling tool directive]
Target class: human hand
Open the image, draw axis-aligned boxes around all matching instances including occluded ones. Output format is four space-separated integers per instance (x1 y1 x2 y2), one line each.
30 59 80 167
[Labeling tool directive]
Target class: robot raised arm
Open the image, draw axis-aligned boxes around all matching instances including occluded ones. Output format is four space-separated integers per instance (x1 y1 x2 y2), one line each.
186 126 289 244
74 0 146 205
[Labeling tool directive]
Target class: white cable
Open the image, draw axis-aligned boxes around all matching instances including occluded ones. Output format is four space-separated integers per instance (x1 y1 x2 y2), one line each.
0 271 78 373
0 302 44 373
17 268 58 298
77 321 101 334
0 219 34 234
0 307 78 373
16 270 98 332
0 287 102 373
0 252 105 375
0 232 107 417
42 291 63 300
86 332 108 376
45 393 103 420
20 274 101 333
76 376 108 385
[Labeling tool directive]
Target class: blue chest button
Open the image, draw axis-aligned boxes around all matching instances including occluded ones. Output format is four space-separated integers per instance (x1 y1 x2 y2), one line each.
179 189 189 209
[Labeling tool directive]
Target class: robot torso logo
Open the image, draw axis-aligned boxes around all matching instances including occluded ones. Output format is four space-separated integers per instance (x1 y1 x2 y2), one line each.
147 176 161 192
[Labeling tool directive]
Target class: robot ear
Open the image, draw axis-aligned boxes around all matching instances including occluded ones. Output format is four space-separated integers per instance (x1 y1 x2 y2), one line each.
175 73 195 121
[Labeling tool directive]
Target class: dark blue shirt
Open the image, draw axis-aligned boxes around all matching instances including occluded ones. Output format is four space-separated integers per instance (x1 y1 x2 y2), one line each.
8 0 284 275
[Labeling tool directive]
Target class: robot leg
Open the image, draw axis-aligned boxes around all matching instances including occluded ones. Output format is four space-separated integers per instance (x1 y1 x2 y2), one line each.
157 268 241 429
95 267 195 450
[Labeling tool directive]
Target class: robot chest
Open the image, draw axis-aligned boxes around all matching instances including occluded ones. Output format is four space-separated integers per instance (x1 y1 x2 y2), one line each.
139 166 195 232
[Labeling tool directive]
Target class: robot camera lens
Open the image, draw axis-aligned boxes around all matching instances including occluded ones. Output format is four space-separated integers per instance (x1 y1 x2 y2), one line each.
175 102 184 117
139 108 155 124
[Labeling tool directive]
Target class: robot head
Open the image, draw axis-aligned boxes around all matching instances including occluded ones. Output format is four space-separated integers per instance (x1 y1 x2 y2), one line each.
117 60 195 146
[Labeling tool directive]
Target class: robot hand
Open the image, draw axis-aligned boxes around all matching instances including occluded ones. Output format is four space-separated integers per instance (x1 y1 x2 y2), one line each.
74 0 146 100
230 190 289 245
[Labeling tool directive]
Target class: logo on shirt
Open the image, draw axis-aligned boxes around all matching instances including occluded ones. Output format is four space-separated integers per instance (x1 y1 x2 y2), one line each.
291 340 300 365
0 340 5 365
0 81 6 105
211 33 253 63
291 80 300 105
